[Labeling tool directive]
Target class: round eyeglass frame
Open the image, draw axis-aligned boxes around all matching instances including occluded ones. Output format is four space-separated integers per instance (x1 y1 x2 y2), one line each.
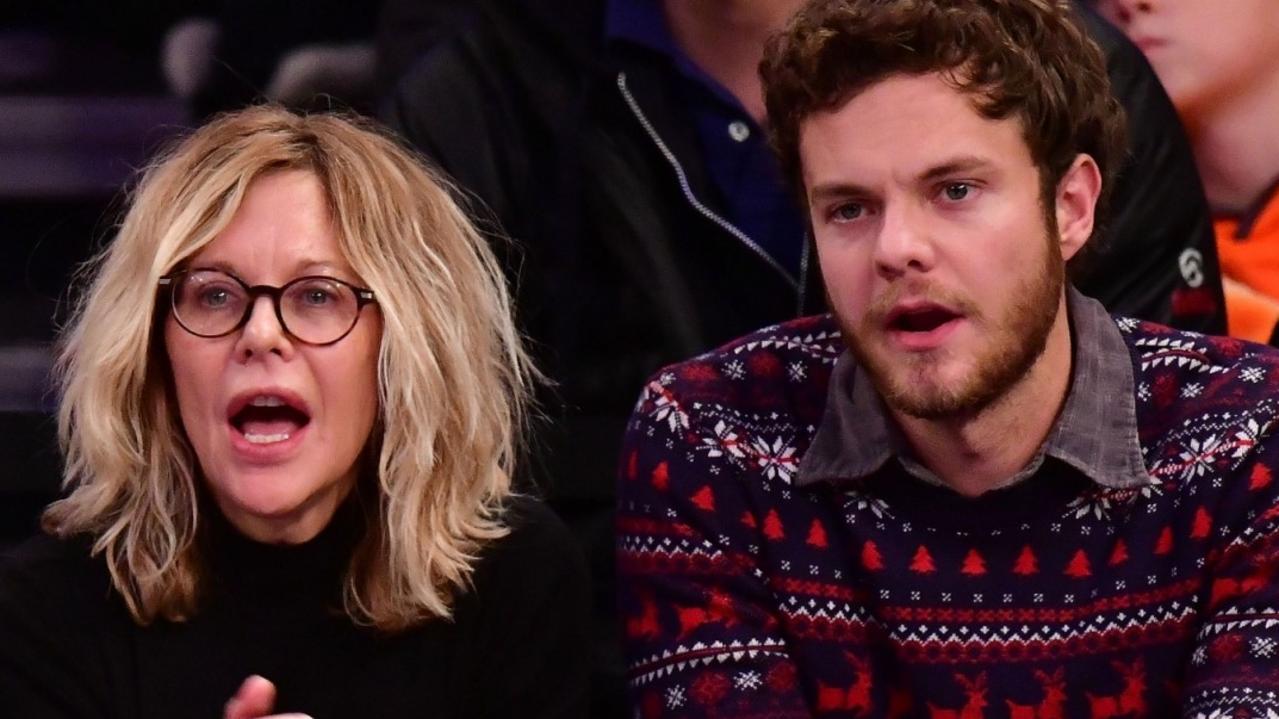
158 269 378 346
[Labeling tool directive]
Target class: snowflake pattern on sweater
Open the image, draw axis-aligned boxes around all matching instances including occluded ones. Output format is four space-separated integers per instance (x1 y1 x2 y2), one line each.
617 314 1279 718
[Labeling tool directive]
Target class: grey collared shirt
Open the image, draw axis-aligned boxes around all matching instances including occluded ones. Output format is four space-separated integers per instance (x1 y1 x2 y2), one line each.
797 288 1155 490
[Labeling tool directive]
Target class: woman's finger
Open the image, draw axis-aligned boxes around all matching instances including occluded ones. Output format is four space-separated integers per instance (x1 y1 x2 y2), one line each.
224 675 276 719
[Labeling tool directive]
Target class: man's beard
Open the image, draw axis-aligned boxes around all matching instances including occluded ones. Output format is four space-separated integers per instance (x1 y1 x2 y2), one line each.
840 232 1065 421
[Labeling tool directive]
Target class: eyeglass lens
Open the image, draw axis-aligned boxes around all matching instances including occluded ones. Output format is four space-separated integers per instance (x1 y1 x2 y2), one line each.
171 270 361 344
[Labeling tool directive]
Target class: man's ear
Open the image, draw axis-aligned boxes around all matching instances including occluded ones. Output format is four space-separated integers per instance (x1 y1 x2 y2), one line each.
1054 154 1102 262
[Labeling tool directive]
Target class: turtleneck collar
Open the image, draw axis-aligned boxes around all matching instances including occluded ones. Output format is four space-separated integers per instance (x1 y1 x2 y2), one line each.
201 493 368 606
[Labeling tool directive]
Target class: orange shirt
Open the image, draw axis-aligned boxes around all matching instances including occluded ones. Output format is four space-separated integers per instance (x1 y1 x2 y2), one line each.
1215 181 1279 343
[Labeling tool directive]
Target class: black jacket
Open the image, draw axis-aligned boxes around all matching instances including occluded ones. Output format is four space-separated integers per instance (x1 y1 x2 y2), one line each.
1072 2 1225 330
383 9 817 712
383 0 823 509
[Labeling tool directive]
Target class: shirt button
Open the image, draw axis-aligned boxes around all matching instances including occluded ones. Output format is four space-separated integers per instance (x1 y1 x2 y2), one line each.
728 120 751 142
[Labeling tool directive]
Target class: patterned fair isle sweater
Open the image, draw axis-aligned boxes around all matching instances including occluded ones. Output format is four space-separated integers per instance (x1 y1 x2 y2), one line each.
617 314 1279 718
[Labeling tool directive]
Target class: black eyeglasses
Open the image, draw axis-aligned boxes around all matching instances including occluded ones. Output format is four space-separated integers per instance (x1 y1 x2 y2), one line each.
159 269 377 346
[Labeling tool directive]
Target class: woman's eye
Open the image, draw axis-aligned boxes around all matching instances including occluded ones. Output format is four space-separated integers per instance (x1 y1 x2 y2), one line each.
199 287 233 308
304 290 333 306
943 183 972 202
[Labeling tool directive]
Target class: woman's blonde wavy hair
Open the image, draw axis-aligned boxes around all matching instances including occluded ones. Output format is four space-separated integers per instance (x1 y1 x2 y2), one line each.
43 105 535 631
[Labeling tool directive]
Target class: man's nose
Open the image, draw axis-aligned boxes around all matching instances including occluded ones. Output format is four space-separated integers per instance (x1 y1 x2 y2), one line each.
1102 0 1153 26
872 202 936 280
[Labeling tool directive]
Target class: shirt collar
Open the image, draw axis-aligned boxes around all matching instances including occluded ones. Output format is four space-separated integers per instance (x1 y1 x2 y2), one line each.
603 0 748 112
1222 174 1279 239
605 0 679 58
797 287 1155 490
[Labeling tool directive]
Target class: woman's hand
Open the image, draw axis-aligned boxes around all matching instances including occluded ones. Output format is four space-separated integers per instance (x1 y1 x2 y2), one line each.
223 675 313 719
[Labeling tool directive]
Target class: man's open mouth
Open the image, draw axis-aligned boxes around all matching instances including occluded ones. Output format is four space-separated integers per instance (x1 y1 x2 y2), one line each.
886 305 961 334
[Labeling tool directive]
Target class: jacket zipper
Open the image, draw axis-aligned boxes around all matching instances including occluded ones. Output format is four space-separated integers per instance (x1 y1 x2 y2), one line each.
797 232 812 314
616 71 800 294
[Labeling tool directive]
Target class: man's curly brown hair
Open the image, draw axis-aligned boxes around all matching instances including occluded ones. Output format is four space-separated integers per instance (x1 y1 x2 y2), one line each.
762 0 1128 228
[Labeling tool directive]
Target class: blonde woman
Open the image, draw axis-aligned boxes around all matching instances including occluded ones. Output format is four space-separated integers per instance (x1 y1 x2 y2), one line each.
0 106 589 718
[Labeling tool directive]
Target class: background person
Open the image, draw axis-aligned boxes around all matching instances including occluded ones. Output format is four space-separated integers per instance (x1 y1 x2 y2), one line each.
1094 0 1279 343
0 106 589 719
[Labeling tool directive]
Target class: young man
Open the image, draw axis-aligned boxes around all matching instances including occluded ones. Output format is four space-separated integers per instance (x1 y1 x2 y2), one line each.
382 8 1221 712
1095 0 1279 344
617 1 1279 716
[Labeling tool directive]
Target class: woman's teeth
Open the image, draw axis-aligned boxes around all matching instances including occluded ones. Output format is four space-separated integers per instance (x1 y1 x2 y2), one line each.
244 432 291 444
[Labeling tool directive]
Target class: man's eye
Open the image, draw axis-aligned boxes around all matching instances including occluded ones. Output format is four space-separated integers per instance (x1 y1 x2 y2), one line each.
943 183 972 201
830 203 865 222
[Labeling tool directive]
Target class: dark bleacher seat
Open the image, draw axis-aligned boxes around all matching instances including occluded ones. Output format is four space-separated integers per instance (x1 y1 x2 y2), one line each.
0 24 189 545
0 412 59 548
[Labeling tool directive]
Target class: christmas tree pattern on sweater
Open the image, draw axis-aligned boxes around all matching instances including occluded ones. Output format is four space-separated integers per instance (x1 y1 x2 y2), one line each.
618 314 1279 717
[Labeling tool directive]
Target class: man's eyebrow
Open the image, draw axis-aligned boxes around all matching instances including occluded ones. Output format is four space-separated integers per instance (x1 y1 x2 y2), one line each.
807 181 875 204
806 156 999 203
918 156 998 183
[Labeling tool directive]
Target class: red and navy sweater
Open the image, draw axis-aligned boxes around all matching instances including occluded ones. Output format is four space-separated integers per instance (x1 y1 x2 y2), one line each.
617 314 1279 717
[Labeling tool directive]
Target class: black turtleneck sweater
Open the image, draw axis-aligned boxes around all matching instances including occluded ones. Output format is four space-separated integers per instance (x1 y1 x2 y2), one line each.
0 495 590 718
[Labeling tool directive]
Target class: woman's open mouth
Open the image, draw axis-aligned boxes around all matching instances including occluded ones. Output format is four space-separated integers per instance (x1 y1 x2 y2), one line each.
227 393 312 446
